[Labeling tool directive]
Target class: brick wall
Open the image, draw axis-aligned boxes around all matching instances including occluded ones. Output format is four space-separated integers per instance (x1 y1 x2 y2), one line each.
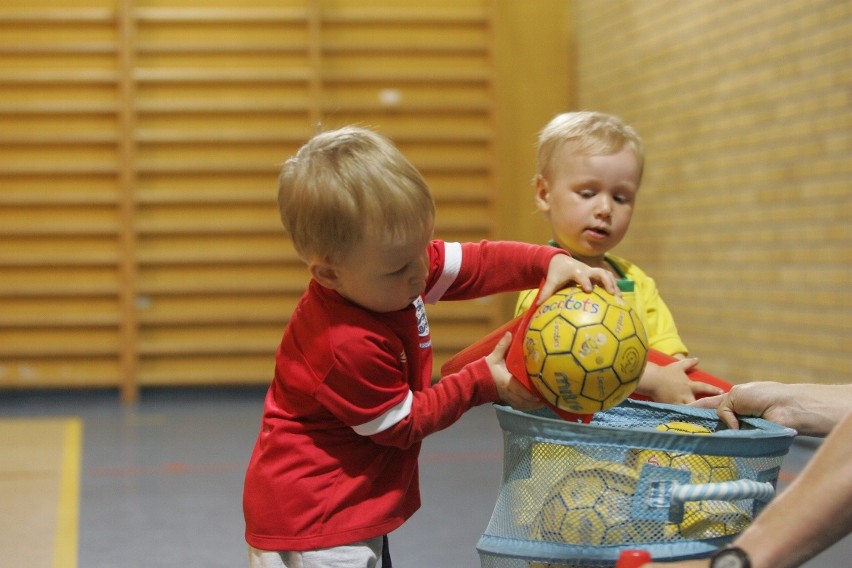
571 0 850 384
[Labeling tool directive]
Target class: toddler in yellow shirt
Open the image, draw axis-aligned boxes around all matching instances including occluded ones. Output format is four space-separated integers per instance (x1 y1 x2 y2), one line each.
515 112 723 404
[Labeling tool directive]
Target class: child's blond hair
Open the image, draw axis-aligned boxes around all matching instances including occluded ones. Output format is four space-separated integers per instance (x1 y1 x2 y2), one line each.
278 126 436 264
536 112 645 181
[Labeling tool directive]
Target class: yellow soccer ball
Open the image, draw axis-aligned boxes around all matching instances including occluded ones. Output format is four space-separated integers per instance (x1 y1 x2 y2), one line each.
513 443 593 525
627 422 738 484
664 500 752 540
532 462 649 546
629 421 746 542
523 287 648 414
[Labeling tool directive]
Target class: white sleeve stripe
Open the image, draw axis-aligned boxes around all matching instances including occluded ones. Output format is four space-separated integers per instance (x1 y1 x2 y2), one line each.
351 390 414 436
423 241 462 305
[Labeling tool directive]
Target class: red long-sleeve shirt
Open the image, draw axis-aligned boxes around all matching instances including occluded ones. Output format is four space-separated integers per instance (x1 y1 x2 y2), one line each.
243 240 562 551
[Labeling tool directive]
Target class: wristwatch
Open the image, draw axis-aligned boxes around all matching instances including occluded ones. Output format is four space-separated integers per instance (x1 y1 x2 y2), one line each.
709 545 751 568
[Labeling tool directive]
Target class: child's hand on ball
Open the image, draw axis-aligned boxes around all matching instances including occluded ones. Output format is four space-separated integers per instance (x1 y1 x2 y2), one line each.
486 332 544 411
539 254 621 303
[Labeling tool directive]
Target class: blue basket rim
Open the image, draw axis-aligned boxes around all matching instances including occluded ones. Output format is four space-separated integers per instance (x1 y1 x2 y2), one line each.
493 399 796 458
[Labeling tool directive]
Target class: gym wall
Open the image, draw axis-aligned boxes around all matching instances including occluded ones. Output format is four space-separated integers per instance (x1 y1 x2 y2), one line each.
1 0 532 400
2 0 846 398
569 0 850 385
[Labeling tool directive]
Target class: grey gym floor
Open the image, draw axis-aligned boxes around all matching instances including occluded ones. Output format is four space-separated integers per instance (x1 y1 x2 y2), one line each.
1 387 848 568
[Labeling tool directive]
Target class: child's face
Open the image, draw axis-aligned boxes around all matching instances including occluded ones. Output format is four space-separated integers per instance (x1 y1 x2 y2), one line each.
317 220 434 313
536 144 641 265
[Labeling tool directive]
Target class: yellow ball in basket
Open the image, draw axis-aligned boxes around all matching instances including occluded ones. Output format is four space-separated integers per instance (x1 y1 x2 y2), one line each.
664 500 752 540
523 286 649 414
532 462 655 546
627 422 739 484
656 421 713 435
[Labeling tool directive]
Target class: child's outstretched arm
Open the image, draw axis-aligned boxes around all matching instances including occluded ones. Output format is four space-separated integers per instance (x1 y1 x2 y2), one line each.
537 254 620 304
635 359 724 405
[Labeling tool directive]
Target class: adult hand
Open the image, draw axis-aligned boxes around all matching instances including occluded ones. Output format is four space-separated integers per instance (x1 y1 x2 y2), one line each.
691 381 848 436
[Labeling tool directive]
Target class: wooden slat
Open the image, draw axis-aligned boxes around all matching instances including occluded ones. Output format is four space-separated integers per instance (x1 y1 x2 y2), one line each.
133 129 311 143
134 7 310 23
0 162 117 175
134 160 281 174
0 208 118 236
0 192 117 206
135 99 309 113
136 267 309 295
0 312 119 328
321 68 490 83
0 360 120 387
136 188 273 205
0 132 118 144
138 355 274 386
137 41 308 55
0 255 118 268
0 8 115 23
0 101 117 113
0 329 119 357
136 294 298 325
0 265 118 296
138 326 280 356
0 69 117 83
0 41 116 54
322 8 487 24
322 41 486 55
133 68 312 83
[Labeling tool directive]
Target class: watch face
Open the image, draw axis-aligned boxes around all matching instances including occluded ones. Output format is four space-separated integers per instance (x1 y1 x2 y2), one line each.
713 554 743 568
711 548 750 568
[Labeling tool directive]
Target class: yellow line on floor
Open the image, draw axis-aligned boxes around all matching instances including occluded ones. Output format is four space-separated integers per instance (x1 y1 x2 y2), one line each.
0 418 81 568
54 419 81 568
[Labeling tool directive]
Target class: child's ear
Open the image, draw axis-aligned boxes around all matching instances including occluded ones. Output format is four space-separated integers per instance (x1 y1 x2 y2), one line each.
534 175 551 212
309 261 341 290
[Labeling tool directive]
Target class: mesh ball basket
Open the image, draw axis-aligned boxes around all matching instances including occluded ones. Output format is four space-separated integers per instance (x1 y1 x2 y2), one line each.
477 399 796 568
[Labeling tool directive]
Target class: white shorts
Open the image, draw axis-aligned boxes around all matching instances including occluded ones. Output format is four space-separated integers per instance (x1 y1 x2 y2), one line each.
248 537 386 568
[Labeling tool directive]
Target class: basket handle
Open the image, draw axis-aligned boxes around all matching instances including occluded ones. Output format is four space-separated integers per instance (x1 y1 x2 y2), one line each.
669 479 775 522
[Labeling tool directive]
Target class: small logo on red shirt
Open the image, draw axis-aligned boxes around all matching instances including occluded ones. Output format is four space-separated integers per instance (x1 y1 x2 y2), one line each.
414 297 431 348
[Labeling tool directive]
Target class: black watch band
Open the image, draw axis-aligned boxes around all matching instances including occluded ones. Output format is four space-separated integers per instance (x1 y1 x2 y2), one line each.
709 545 751 568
